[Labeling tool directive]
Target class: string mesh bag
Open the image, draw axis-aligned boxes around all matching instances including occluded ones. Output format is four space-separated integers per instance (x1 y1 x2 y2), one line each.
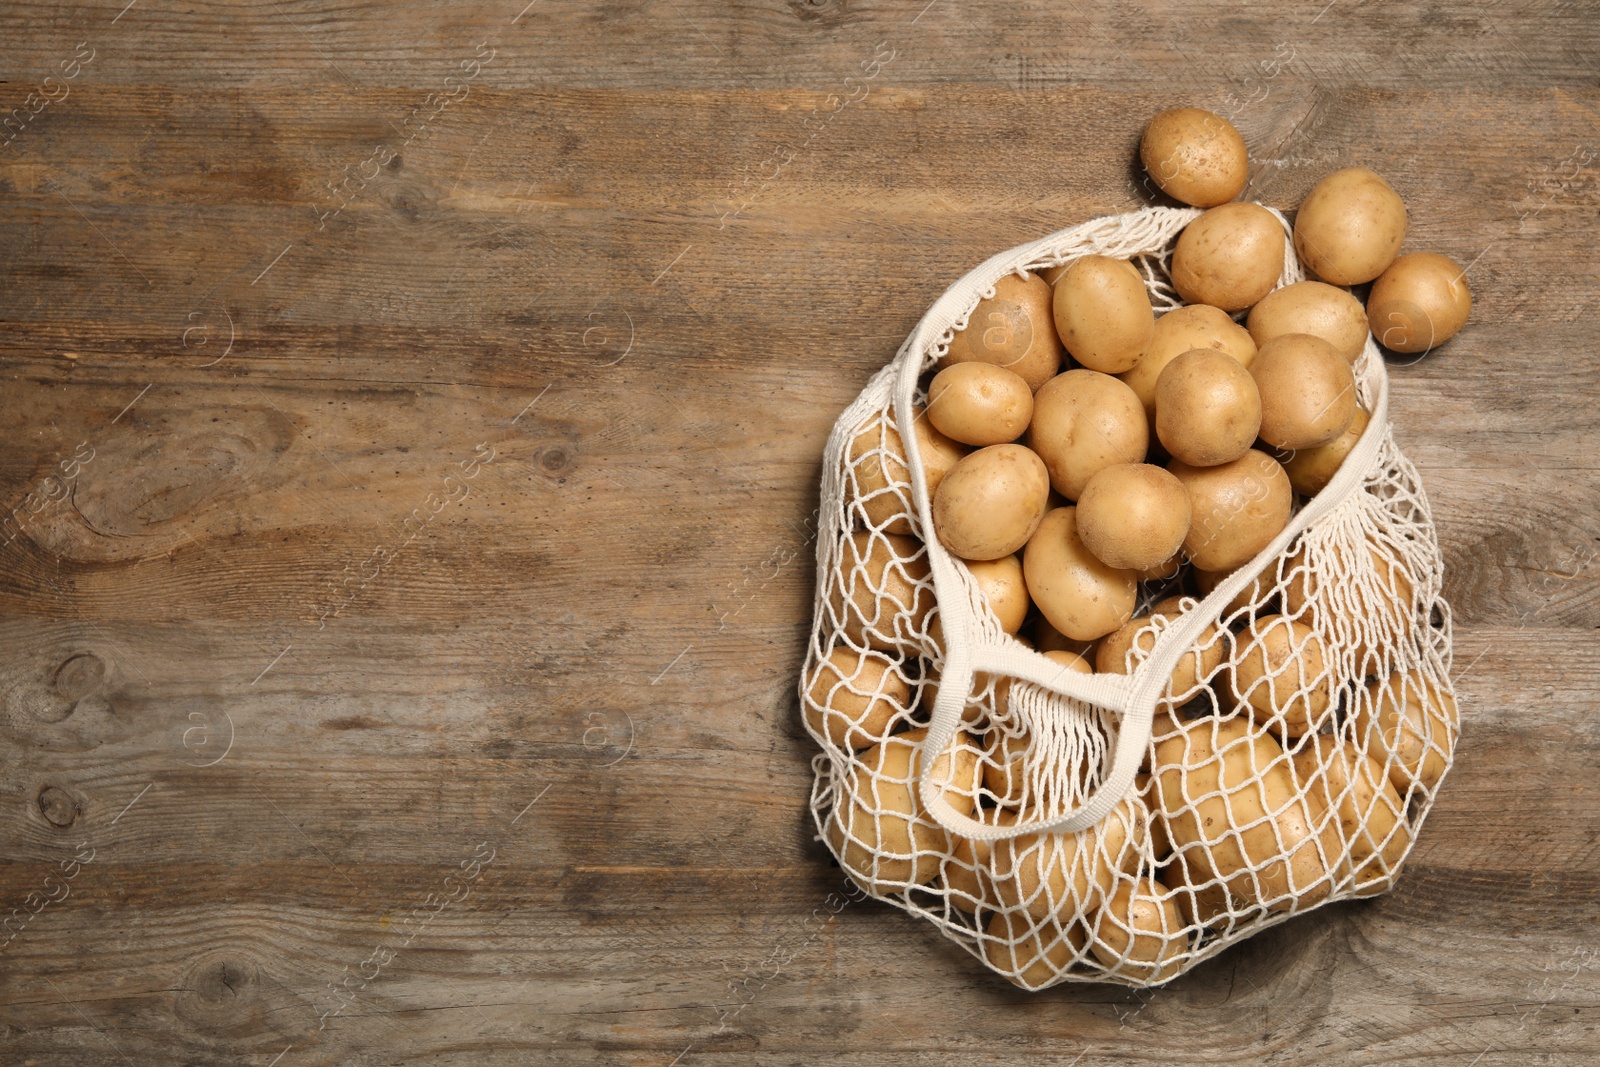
801 206 1459 989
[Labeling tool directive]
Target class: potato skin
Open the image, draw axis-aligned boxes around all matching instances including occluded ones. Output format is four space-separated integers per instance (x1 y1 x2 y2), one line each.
1230 614 1333 738
1140 107 1248 208
828 530 934 650
943 272 1064 390
1075 463 1191 571
1052 256 1155 374
988 797 1144 920
1170 203 1285 311
1366 252 1472 354
1170 450 1292 571
1357 670 1459 794
927 363 1035 446
982 909 1085 988
1121 304 1257 417
1088 877 1188 983
805 647 911 751
933 444 1052 560
1151 715 1337 910
846 408 967 534
1293 167 1407 286
1291 735 1412 894
1028 369 1149 499
1155 348 1262 467
1250 332 1357 451
1284 407 1369 496
1247 280 1370 363
963 553 1030 634
1022 507 1138 641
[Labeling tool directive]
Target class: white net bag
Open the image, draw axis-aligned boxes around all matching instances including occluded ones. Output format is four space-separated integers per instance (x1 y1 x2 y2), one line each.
801 206 1458 989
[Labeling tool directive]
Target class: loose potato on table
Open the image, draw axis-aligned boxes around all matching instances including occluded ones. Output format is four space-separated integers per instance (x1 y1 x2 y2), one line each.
1170 202 1286 311
1140 107 1249 208
943 271 1064 391
1367 251 1472 354
927 363 1034 446
1293 167 1407 285
1052 255 1155 374
1247 280 1370 363
1028 369 1149 499
933 444 1052 560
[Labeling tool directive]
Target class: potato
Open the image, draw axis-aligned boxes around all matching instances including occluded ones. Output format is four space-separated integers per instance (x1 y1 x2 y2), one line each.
943 271 1064 391
1246 280 1369 363
933 444 1052 560
963 554 1030 634
1170 203 1285 312
983 910 1086 987
1168 856 1233 930
1023 507 1138 641
1136 553 1183 583
1281 537 1417 672
983 729 1031 806
1140 107 1248 208
1028 370 1149 498
1155 349 1262 467
1089 877 1188 983
927 363 1034 446
989 797 1144 920
1357 670 1458 795
1032 616 1098 659
1052 256 1155 374
1292 736 1411 894
1230 615 1333 738
805 647 912 751
943 808 1018 909
1170 450 1292 571
1193 563 1273 619
1097 596 1226 707
1250 332 1358 451
828 530 935 650
1136 773 1172 858
1121 305 1257 421
1366 252 1472 354
833 727 982 893
1284 407 1370 496
846 408 967 534
1075 463 1191 571
1152 715 1337 910
1293 167 1407 286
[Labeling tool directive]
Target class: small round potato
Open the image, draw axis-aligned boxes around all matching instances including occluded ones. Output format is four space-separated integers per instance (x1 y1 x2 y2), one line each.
1028 370 1149 499
989 797 1144 920
1231 614 1333 737
1140 107 1249 208
834 728 981 892
1357 670 1458 795
1291 735 1411 892
933 445 1052 560
1170 203 1286 312
1284 406 1370 496
804 647 911 751
927 363 1034 446
1023 507 1139 641
1293 167 1407 285
828 530 934 650
983 910 1086 988
1250 333 1357 450
1155 349 1263 467
1089 877 1189 983
1247 280 1370 363
1152 715 1339 910
1075 463 1192 571
1170 450 1292 571
943 271 1064 391
1366 252 1472 354
1121 304 1257 417
964 553 1030 634
1052 255 1155 374
846 408 967 534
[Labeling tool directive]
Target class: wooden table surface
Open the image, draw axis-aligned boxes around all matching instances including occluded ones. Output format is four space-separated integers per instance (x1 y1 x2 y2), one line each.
2 2 1598 1064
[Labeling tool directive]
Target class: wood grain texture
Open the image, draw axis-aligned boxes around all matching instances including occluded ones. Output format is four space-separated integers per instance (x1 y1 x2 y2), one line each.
2 1 1599 1063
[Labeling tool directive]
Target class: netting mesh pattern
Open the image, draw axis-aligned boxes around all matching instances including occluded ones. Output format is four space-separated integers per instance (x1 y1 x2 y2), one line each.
800 207 1458 989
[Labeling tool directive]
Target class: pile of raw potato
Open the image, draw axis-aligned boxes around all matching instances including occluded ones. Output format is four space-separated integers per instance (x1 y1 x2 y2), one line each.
809 107 1467 985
